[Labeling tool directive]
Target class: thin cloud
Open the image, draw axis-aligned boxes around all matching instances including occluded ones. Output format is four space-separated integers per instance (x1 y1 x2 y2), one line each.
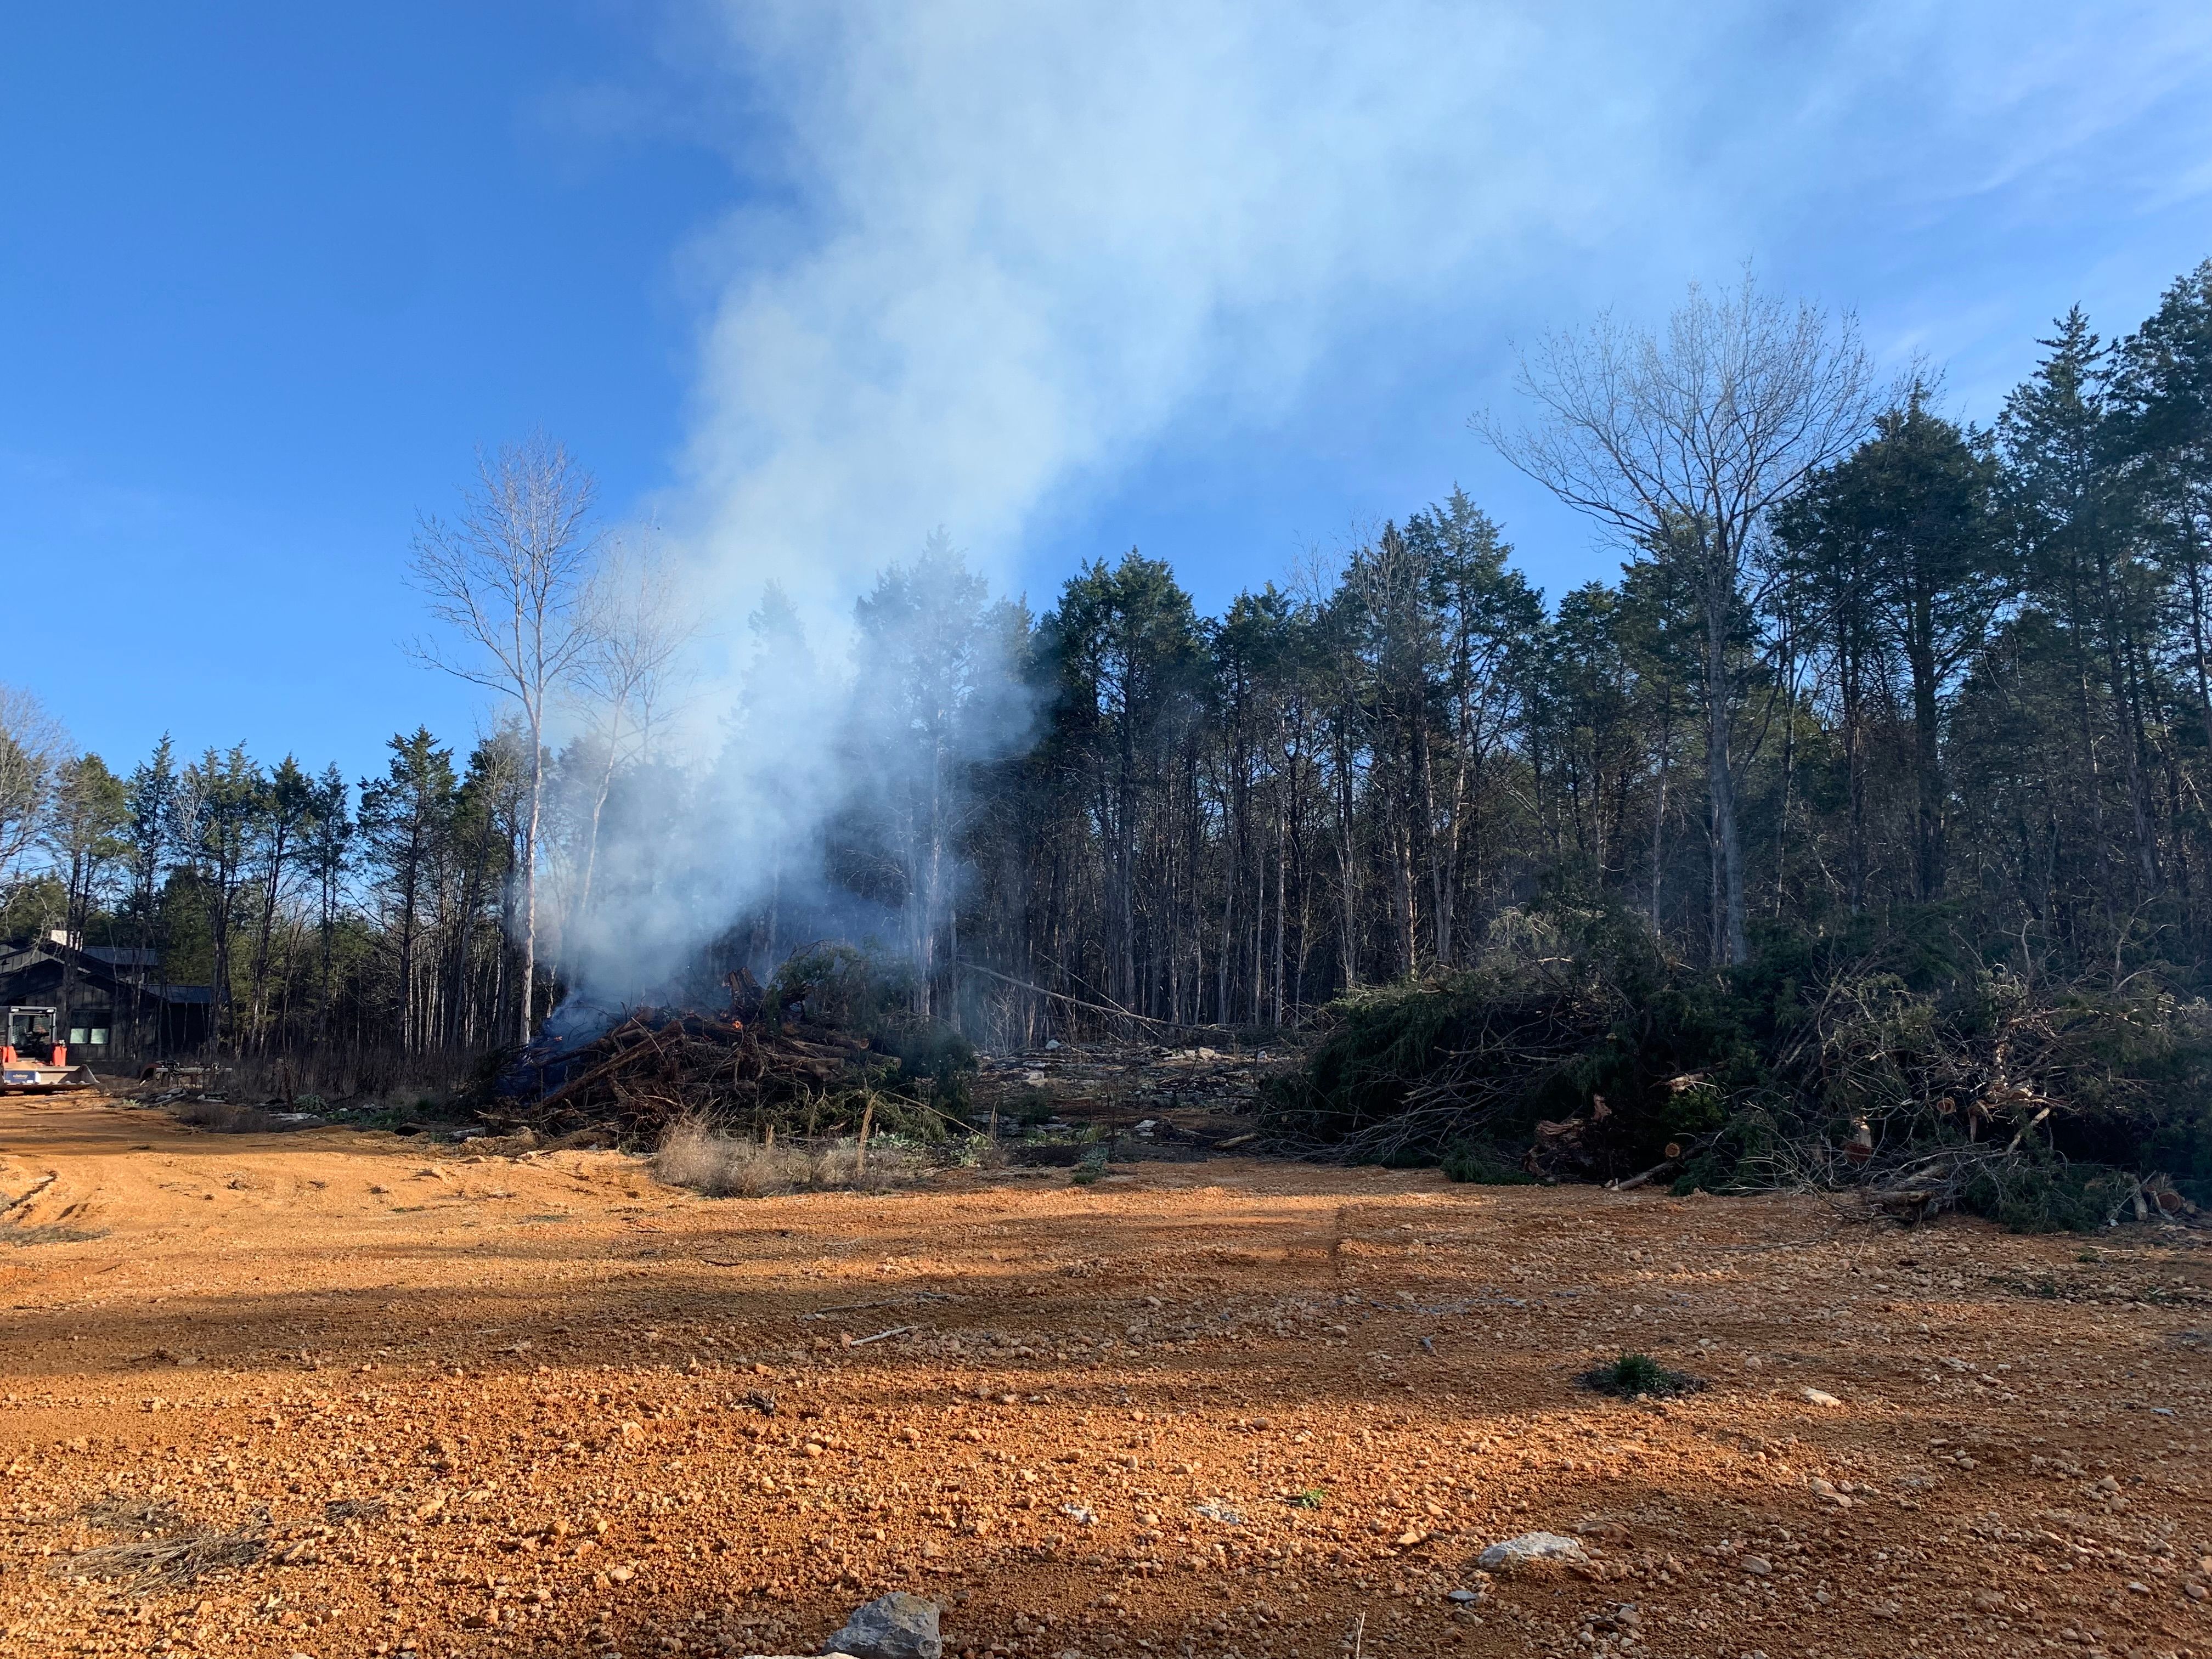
641 1 2211 656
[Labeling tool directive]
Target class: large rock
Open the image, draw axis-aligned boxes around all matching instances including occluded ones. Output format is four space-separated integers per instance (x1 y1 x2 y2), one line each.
824 1593 943 1659
1476 1532 1588 1571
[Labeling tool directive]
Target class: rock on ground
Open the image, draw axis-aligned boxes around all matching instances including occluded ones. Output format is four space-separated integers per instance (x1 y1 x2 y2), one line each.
1477 1531 1588 1570
825 1592 943 1659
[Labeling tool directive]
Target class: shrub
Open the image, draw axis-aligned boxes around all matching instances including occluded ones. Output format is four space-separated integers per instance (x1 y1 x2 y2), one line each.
759 944 980 1121
1956 1155 2139 1234
1267 893 2212 1227
1441 1143 1535 1185
870 1011 978 1113
1578 1352 1701 1398
766 943 908 1031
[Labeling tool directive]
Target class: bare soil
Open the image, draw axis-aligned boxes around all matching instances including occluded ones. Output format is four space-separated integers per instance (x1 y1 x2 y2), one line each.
2 1093 2209 1659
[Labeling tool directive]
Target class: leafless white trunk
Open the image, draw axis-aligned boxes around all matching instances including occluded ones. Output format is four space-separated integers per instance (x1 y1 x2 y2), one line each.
408 433 600 1042
1477 272 1876 964
0 684 70 888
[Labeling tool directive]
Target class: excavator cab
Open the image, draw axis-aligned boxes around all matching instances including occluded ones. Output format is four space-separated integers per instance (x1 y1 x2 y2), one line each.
2 1006 93 1090
5 1006 60 1064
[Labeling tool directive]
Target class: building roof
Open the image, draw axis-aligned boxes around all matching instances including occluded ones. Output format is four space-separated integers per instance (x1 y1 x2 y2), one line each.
0 937 212 1005
83 946 159 968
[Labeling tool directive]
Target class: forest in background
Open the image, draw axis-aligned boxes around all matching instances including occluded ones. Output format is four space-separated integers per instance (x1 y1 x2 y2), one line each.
4 263 2212 1214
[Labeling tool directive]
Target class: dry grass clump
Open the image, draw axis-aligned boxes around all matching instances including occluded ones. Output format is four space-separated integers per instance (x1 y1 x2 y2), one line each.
55 1499 267 1590
653 1116 924 1198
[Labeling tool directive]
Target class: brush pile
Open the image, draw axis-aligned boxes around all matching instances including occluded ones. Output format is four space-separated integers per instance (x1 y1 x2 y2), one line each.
1265 899 2212 1232
489 1002 882 1142
486 946 979 1143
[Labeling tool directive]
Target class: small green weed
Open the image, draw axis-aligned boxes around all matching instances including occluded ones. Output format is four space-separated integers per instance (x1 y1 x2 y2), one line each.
1291 1488 1327 1510
1577 1352 1701 1399
1071 1145 1110 1186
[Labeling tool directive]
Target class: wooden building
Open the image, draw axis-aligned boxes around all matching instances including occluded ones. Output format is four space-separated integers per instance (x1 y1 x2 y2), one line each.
0 936 212 1060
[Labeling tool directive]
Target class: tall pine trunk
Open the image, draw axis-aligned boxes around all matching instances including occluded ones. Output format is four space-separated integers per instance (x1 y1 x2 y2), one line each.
1703 546 1747 966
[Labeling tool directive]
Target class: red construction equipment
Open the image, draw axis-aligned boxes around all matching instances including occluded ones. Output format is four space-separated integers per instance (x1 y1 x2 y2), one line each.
1 1007 97 1093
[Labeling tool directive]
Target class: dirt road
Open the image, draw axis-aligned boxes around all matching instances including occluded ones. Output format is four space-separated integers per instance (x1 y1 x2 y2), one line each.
2 1094 2209 1658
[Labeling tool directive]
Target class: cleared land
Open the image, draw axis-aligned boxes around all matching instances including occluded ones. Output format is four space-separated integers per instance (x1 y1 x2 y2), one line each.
2 1094 2209 1659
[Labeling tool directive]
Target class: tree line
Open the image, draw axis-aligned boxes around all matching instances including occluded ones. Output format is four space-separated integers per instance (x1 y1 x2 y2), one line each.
4 262 2210 1059
952 265 2212 1040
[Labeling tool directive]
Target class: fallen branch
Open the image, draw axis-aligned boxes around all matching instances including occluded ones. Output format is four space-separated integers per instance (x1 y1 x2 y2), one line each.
847 1324 918 1347
955 960 1210 1034
799 1291 961 1320
495 992 902 1141
1609 1159 1679 1193
526 1029 665 1119
53 1520 268 1592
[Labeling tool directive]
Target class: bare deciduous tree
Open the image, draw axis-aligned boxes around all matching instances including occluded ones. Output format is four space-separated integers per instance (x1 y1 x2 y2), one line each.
409 433 600 1041
0 684 70 889
1479 273 1876 964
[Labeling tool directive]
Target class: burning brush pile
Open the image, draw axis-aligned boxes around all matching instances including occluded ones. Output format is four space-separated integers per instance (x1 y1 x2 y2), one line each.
484 945 976 1145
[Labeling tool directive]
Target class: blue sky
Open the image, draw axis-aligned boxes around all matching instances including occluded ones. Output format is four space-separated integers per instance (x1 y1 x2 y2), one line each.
5 2 2211 785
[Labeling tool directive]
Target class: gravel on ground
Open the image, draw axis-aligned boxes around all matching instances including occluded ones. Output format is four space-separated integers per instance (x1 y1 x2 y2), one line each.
2 1094 2209 1659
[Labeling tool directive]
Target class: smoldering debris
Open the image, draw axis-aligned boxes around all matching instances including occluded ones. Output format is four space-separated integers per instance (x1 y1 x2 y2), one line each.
489 1004 879 1143
488 950 978 1144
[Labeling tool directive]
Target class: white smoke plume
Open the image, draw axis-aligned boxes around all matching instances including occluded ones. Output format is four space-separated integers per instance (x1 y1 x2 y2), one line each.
663 0 2210 629
545 0 2212 1005
669 3 1667 631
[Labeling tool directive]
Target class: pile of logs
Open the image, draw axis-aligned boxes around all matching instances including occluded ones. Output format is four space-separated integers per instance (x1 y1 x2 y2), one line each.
490 1000 881 1142
973 1041 1277 1114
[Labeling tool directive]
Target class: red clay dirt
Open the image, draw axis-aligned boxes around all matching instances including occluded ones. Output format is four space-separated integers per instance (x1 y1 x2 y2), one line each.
2 1092 2209 1659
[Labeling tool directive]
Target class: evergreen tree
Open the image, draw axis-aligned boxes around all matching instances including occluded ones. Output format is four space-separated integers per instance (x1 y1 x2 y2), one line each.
1040 552 1204 1013
1779 386 2006 902
358 730 457 1052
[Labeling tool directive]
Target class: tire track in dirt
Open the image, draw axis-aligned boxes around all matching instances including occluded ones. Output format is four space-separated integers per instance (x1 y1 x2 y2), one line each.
1 1096 2208 1658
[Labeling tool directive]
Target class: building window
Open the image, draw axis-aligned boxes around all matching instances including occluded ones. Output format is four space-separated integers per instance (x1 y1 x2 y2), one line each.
89 1029 109 1046
69 1028 87 1045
